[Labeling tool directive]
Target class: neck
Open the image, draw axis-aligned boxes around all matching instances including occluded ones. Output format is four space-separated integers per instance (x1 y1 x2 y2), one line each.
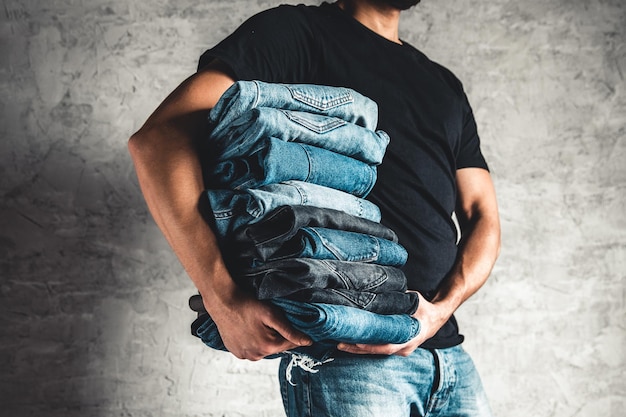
336 0 402 44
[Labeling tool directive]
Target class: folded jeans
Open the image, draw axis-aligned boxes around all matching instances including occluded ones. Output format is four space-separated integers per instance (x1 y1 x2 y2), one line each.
205 181 381 237
224 205 398 265
191 297 420 357
207 137 377 197
209 80 379 132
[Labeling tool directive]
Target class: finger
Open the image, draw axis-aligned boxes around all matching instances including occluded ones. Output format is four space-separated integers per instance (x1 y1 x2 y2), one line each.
336 343 400 355
264 316 312 347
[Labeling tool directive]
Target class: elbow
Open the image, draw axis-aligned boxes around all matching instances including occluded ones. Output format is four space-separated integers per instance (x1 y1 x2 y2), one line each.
491 218 502 262
128 129 147 161
128 127 160 167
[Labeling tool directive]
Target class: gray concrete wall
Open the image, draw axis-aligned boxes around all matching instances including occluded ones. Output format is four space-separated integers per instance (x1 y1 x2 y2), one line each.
0 0 624 416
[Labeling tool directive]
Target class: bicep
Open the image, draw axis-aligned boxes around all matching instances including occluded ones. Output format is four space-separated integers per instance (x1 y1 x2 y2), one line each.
455 168 499 228
135 60 235 139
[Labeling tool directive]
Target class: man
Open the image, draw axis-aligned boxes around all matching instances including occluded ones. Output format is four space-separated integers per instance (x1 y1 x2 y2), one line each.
129 0 501 415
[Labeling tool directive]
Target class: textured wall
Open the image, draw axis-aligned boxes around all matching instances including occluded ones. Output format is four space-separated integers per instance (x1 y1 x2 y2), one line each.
0 0 624 416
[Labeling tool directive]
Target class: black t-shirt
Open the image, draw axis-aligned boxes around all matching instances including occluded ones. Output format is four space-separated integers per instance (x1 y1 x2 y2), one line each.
198 2 489 348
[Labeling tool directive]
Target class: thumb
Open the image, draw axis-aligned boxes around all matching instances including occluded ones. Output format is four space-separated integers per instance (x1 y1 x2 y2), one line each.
266 313 312 347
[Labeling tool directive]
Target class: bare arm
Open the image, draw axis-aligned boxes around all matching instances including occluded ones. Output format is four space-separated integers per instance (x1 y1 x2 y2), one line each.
338 167 501 355
128 62 311 360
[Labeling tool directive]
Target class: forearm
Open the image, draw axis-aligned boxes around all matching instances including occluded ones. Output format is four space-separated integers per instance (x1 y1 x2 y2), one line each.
128 68 238 306
429 211 501 321
427 167 501 322
129 125 235 303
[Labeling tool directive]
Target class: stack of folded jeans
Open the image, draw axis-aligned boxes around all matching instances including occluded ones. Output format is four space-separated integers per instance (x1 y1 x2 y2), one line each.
191 81 420 355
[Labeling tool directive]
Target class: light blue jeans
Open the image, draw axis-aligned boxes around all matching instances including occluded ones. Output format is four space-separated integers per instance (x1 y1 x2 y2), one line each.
208 137 377 197
279 345 494 417
209 107 389 165
206 180 381 237
209 80 379 132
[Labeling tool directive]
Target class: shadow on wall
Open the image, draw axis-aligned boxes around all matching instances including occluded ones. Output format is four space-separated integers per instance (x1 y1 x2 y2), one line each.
0 91 189 414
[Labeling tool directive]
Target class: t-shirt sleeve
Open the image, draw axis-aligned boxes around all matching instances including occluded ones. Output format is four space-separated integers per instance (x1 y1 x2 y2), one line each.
456 94 489 171
197 5 318 83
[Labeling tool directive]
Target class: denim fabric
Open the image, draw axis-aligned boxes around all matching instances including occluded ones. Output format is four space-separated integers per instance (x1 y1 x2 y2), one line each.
209 80 379 132
286 287 419 315
208 137 377 197
206 181 381 237
233 258 418 315
237 257 406 296
296 227 408 266
279 345 494 417
224 205 398 267
209 107 389 165
190 298 420 355
229 227 406 267
272 298 419 344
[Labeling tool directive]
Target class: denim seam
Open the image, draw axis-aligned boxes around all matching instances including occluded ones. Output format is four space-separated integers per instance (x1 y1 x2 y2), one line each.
287 181 308 204
286 85 354 110
300 143 313 182
322 259 387 291
364 165 376 196
356 199 364 218
283 110 347 134
314 229 378 263
251 80 261 109
362 269 388 291
318 260 350 289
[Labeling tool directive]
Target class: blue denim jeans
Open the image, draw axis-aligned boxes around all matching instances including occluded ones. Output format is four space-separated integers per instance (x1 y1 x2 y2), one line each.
208 137 377 197
206 181 381 237
209 80 380 133
273 298 419 344
279 345 493 417
191 298 419 354
209 107 389 165
296 227 407 266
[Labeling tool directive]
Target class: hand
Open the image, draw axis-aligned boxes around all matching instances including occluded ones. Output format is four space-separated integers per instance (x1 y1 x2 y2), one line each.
336 292 449 356
208 287 312 361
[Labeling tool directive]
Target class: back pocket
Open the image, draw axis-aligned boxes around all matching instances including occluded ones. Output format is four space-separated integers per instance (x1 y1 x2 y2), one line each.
287 84 354 111
283 110 347 134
